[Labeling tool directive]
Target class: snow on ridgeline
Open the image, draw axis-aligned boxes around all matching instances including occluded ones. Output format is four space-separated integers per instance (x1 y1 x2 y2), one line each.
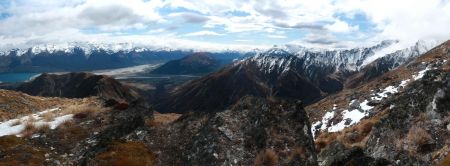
0 108 73 137
311 65 434 138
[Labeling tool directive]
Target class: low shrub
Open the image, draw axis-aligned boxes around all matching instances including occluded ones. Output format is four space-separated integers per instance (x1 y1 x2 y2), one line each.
254 149 278 166
93 141 156 166
405 126 432 153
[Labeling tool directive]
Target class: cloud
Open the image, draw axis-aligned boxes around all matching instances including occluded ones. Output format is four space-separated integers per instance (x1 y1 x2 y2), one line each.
253 2 288 19
303 32 337 45
290 31 360 48
274 21 325 30
168 12 209 23
0 0 163 36
325 20 358 33
184 31 224 37
336 0 450 45
0 0 449 50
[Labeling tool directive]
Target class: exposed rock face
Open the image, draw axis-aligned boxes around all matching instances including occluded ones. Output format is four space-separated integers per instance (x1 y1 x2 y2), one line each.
363 69 450 165
17 72 139 102
150 52 221 75
318 142 390 166
128 97 318 165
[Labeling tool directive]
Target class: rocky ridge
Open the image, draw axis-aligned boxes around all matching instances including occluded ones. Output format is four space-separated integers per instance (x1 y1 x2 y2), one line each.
17 72 140 102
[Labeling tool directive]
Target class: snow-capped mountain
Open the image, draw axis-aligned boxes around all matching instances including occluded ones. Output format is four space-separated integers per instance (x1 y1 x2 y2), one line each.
0 42 254 73
0 41 259 58
246 40 438 78
346 40 440 88
0 42 179 57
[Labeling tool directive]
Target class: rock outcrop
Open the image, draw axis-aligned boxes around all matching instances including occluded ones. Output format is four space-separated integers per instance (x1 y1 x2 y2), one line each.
128 97 318 165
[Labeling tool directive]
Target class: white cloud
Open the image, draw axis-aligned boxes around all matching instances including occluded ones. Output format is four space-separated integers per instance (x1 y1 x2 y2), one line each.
168 12 209 23
0 0 449 50
0 0 164 36
336 0 450 46
184 31 224 37
325 20 358 33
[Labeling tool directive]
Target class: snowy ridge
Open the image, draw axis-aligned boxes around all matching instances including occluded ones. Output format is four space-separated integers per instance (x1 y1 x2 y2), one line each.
362 40 440 67
244 40 437 77
0 42 192 57
0 41 260 57
247 47 295 74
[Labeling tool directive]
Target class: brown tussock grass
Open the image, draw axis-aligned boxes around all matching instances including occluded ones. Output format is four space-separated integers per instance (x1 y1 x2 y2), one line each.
41 112 55 122
314 114 383 152
146 112 181 127
0 135 47 165
405 126 432 151
59 119 76 129
93 141 157 166
288 147 307 161
36 123 51 133
21 121 37 137
254 149 279 166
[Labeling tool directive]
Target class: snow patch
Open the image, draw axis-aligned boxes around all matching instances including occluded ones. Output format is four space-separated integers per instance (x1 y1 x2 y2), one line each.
413 67 431 80
0 108 73 137
371 85 399 101
328 109 368 132
360 100 374 111
399 79 410 88
311 111 335 138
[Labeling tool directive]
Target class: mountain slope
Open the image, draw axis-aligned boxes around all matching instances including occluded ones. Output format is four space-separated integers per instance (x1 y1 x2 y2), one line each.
156 50 325 113
149 52 221 75
17 72 139 102
308 39 450 165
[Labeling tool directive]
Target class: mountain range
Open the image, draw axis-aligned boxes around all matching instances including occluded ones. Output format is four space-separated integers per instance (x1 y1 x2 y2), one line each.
0 43 252 73
156 40 438 112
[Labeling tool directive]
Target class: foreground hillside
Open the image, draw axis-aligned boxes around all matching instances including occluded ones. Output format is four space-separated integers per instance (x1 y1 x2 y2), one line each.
308 40 450 165
0 87 318 165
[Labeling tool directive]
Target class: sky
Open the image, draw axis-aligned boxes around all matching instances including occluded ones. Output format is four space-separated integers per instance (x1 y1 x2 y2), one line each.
0 0 449 51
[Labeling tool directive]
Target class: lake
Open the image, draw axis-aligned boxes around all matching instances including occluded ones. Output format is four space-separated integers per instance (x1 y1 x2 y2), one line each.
0 73 41 83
